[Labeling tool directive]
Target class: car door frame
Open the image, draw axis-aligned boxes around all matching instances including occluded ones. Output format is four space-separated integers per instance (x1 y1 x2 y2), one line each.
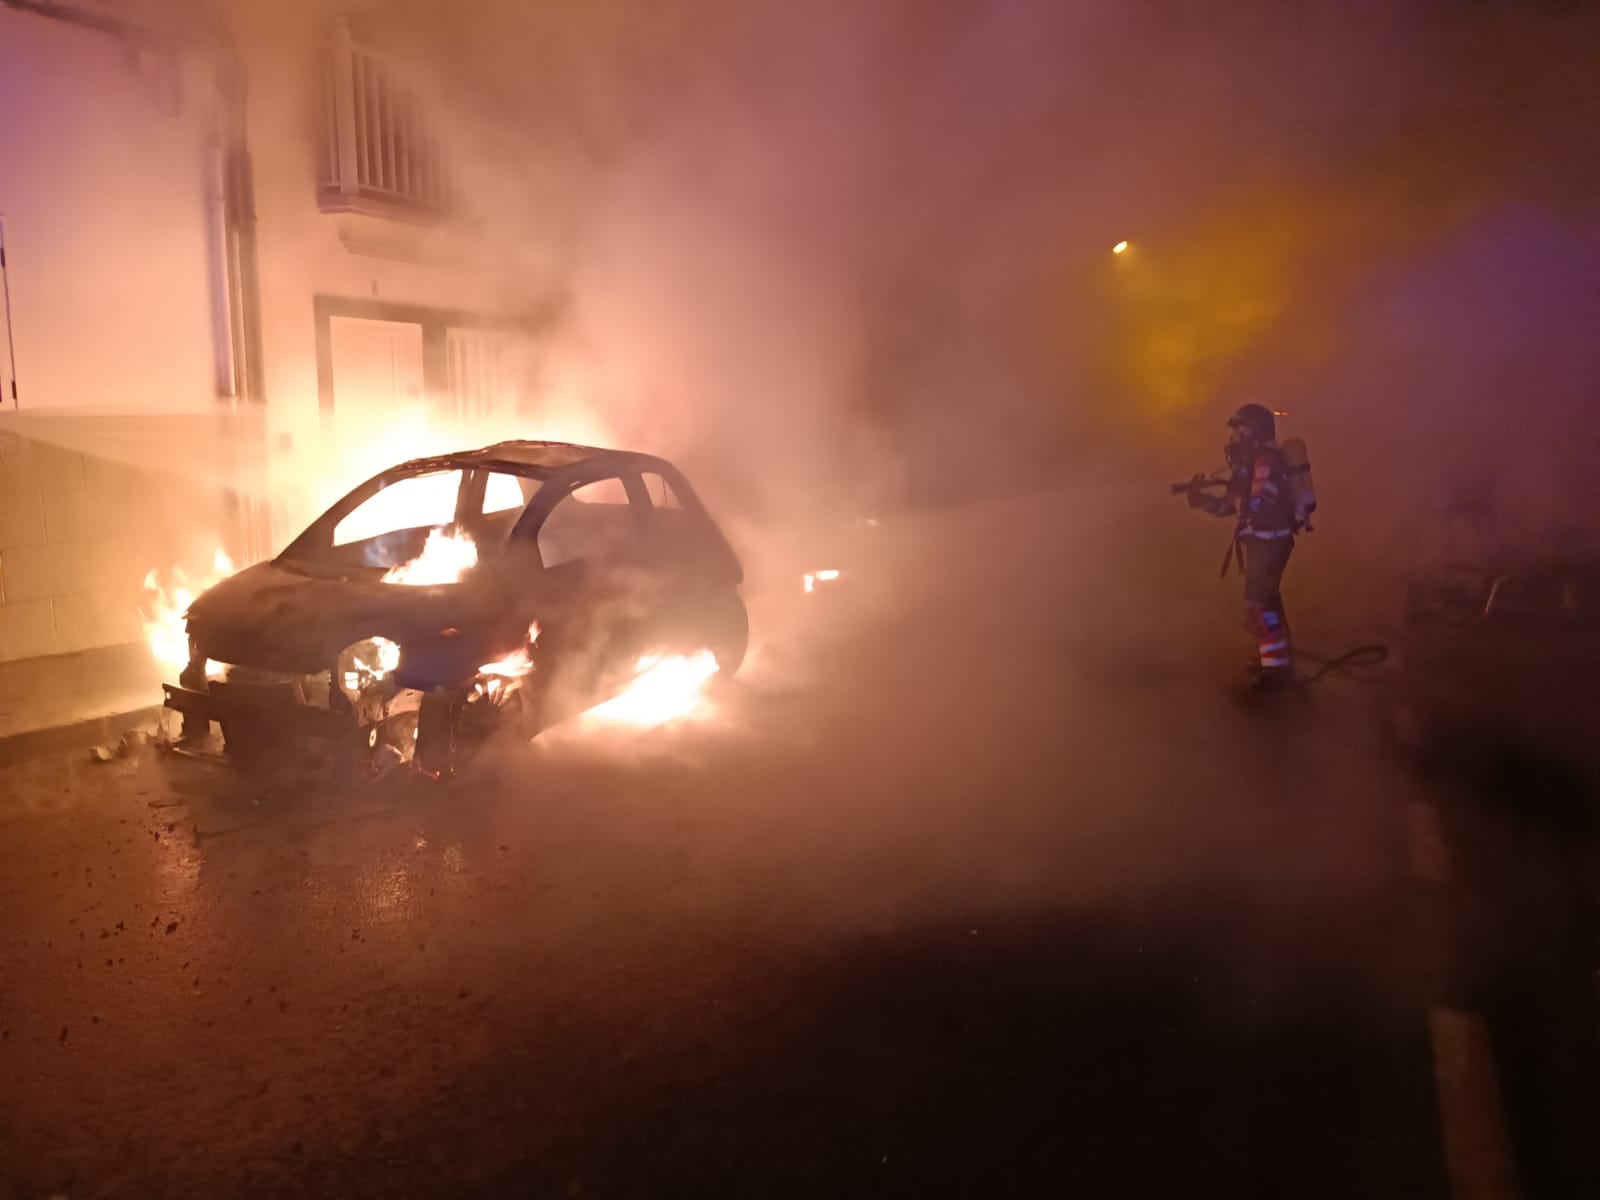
503 462 660 699
509 461 651 564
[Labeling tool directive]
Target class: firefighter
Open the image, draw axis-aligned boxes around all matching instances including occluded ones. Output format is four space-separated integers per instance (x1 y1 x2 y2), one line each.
1187 403 1297 685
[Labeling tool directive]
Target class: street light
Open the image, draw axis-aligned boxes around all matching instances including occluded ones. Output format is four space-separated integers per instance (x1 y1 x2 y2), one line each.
1112 240 1130 255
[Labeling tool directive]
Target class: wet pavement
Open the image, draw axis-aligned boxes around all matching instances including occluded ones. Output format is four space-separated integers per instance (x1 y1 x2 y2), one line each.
0 498 1594 1197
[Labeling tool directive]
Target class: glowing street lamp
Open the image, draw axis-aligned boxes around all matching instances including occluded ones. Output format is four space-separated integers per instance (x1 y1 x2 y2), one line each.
1112 240 1130 255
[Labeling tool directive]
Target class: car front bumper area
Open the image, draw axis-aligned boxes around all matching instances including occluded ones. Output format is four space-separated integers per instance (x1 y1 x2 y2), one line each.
161 652 422 770
162 679 366 741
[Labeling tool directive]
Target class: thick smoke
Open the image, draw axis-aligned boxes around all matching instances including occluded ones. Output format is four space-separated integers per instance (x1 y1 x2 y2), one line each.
357 1 1600 544
8 0 1599 997
7 0 1600 609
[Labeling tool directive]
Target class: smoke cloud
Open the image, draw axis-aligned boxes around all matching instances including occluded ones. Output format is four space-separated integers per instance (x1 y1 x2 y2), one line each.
7 0 1600 617
348 0 1600 537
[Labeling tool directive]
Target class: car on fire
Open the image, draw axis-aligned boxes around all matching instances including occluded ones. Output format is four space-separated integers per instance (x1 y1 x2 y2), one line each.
163 441 748 775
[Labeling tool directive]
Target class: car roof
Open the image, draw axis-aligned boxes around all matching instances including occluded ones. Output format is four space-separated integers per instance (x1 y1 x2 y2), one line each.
393 440 667 478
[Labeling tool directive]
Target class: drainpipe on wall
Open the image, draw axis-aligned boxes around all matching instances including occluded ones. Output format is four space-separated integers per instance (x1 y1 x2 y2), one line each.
216 56 266 407
215 54 272 565
204 132 239 398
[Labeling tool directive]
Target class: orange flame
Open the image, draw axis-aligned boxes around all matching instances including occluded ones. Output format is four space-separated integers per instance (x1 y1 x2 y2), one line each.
382 528 478 586
142 549 235 677
478 623 541 679
802 568 841 594
582 651 719 726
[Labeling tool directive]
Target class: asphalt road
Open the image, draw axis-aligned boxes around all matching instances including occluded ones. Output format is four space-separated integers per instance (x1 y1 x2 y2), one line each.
1 494 1593 1198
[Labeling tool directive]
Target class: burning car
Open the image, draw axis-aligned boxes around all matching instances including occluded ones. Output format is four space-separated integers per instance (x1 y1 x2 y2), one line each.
161 441 748 775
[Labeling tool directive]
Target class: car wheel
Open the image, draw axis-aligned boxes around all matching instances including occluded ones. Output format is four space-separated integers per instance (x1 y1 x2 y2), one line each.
704 590 749 676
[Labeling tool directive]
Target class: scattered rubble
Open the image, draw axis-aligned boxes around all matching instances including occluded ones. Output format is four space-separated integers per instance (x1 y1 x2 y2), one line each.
371 744 405 776
89 730 153 763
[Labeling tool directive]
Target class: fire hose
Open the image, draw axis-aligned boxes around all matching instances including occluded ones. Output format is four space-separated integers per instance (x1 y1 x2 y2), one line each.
1169 476 1389 686
1296 643 1389 684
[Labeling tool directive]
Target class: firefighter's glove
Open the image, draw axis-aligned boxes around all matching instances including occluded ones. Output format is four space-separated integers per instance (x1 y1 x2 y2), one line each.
1185 475 1210 509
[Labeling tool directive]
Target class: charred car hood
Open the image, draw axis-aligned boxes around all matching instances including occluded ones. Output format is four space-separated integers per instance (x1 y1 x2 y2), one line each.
185 560 484 674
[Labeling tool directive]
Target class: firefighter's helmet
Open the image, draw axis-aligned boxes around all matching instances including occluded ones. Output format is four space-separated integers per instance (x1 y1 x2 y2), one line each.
1226 403 1277 443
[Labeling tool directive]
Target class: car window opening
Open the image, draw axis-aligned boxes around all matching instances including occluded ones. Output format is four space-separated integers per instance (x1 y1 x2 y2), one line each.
539 476 637 568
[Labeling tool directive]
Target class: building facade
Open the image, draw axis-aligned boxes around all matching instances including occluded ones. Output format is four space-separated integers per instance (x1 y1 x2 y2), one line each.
0 1 545 666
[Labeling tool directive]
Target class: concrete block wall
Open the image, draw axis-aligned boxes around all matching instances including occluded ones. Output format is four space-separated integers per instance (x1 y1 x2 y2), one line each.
0 432 225 663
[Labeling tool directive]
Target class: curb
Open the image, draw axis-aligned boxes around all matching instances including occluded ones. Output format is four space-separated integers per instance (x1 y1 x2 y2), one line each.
0 704 165 768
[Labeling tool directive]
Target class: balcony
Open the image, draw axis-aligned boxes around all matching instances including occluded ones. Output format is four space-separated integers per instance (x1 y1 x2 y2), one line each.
319 21 455 220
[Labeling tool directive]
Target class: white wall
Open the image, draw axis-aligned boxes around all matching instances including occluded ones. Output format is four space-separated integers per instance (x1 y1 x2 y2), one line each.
0 7 227 662
0 10 547 662
244 26 512 414
243 28 535 542
0 6 222 416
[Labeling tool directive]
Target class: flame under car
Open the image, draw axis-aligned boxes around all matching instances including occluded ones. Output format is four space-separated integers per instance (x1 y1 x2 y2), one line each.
163 441 748 775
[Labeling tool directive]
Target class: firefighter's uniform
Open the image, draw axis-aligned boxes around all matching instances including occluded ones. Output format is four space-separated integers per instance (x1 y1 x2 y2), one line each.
1191 405 1298 682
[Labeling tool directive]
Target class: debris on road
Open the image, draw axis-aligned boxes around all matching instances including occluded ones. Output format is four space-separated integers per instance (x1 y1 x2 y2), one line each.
372 743 405 776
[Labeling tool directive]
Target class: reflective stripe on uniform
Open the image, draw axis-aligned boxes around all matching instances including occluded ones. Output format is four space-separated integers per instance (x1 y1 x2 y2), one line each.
1245 527 1293 539
1259 639 1290 653
1260 655 1292 668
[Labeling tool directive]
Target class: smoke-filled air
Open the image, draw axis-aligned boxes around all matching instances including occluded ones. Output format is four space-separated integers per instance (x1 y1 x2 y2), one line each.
2 1 1599 1195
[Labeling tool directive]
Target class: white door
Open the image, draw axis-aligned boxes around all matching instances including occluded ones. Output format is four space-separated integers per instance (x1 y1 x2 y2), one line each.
329 315 424 418
446 327 528 422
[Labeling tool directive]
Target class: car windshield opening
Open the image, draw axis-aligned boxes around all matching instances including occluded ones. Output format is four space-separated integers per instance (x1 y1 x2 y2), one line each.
321 469 465 570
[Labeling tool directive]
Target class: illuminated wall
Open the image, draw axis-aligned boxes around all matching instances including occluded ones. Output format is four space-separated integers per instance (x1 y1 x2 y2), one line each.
0 6 226 660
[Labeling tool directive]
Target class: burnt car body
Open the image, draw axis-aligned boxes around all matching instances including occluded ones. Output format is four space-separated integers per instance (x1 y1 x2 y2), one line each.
1398 557 1600 776
164 441 748 773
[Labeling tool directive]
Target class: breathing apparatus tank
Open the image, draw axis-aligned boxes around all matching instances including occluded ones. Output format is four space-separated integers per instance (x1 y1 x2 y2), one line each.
1279 437 1316 530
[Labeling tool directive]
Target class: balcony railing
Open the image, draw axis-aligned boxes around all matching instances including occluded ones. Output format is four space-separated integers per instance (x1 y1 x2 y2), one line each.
321 21 454 217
